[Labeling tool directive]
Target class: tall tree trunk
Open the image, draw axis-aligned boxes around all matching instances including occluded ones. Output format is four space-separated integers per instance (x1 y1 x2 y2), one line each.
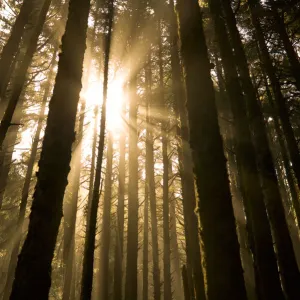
62 98 86 300
0 0 52 148
208 1 285 298
99 133 113 299
176 1 247 298
2 49 57 300
247 0 300 193
145 56 161 300
181 265 191 300
269 0 300 91
9 0 91 297
80 2 113 298
0 0 34 99
157 19 172 300
124 1 140 296
169 1 205 299
143 173 149 300
113 101 126 300
170 195 183 300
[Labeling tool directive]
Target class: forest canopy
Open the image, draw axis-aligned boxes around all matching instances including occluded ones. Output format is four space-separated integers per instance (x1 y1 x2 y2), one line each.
0 0 300 299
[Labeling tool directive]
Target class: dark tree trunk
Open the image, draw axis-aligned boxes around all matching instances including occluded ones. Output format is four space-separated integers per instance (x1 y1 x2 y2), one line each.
0 0 34 99
181 265 191 300
176 1 247 298
2 49 57 300
0 0 52 148
113 101 126 300
99 133 113 299
9 0 91 297
208 1 284 298
169 1 205 299
80 2 114 298
145 56 161 300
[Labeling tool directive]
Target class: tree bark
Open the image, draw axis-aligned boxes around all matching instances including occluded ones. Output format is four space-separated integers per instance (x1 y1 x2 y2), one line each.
176 1 247 298
80 2 113 298
99 133 113 299
145 56 161 300
169 1 205 299
9 0 91 297
2 49 57 300
113 100 126 300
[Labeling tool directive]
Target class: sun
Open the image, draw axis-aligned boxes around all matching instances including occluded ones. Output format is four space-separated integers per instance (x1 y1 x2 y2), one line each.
83 77 125 134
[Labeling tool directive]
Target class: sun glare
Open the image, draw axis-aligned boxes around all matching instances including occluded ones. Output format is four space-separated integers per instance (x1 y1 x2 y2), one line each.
83 77 125 134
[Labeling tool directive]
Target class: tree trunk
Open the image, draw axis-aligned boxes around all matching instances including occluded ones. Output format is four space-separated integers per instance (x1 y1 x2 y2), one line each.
0 0 34 100
176 1 247 298
157 18 172 300
145 56 161 300
80 2 113 298
170 195 183 300
2 49 57 300
169 1 205 299
99 133 113 299
62 98 86 300
181 265 191 300
0 0 52 148
113 100 126 300
9 0 91 297
143 173 149 300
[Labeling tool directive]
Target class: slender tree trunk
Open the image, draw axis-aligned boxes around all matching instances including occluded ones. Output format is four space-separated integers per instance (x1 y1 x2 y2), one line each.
0 0 52 148
124 3 140 297
247 0 300 192
113 100 126 300
145 56 161 300
9 0 91 297
99 133 113 299
80 2 113 298
0 0 34 99
157 19 172 300
62 97 86 300
2 49 57 300
176 1 247 298
170 196 183 300
169 1 205 299
143 174 149 300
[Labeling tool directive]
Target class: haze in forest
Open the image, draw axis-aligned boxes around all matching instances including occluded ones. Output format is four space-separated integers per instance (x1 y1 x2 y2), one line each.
0 0 300 300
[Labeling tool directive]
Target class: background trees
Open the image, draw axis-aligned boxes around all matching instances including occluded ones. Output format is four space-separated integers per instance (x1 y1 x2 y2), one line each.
0 0 300 299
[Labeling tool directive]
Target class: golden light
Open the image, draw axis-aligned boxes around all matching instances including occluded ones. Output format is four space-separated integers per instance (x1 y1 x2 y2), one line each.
83 77 125 134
